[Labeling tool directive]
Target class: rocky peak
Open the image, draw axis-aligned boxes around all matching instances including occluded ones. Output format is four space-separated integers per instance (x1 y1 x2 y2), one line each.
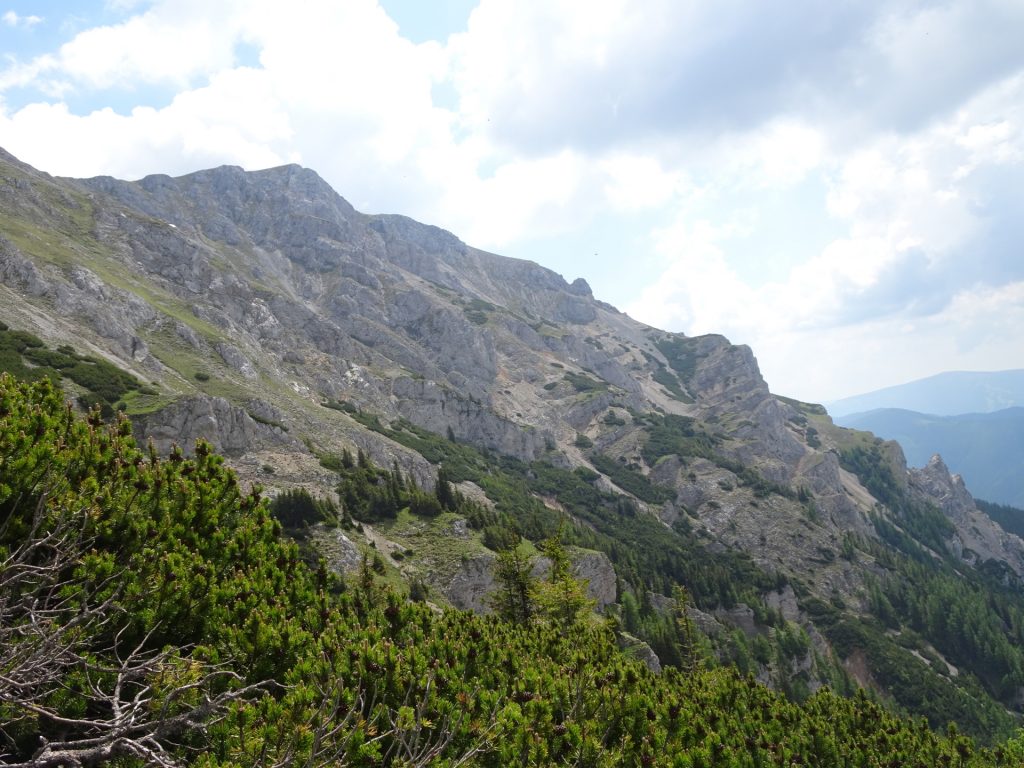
909 454 975 519
908 453 1024 575
81 162 365 264
568 277 593 297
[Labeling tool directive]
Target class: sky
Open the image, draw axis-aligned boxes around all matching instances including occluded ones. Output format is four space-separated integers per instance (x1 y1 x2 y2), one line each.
1 1 1022 403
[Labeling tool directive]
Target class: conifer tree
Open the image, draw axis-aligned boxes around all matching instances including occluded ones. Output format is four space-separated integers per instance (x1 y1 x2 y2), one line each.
673 584 701 673
535 535 593 631
491 547 536 624
435 465 457 511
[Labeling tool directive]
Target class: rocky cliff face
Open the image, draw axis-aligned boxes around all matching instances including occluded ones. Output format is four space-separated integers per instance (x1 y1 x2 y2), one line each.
909 455 1024 575
3 148 1007 569
2 147 1019 713
2 149 1007 579
132 395 297 457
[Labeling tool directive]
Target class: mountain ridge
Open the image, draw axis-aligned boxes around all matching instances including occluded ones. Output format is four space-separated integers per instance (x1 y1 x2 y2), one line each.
835 405 1024 508
826 369 1024 418
4 146 1024 737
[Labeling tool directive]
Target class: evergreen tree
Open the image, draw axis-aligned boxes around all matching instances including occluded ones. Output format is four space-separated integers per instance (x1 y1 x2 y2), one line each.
491 547 536 624
673 584 701 673
435 465 457 511
535 535 593 631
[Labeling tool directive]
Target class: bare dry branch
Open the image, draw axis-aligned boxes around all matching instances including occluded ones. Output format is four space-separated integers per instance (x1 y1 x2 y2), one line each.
0 499 266 767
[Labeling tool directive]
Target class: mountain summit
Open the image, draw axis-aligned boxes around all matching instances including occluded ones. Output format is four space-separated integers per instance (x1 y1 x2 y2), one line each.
3 148 1024 738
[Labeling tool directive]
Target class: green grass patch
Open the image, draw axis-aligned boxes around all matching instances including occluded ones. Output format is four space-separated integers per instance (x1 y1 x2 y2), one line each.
564 371 607 393
377 511 488 584
0 326 141 414
589 452 675 504
652 365 692 402
654 335 704 383
775 394 828 417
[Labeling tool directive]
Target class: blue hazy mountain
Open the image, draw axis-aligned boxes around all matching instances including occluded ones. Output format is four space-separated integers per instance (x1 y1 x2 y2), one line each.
826 370 1024 418
834 406 1024 508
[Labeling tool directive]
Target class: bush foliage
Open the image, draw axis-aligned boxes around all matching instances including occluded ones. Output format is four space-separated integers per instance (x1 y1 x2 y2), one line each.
4 374 1024 765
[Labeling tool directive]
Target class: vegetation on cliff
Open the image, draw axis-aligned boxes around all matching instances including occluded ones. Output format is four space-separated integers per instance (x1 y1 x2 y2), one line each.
6 374 1024 765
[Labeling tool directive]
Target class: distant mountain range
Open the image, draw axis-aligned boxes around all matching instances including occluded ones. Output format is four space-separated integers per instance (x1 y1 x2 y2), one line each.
826 369 1024 418
834 406 1024 508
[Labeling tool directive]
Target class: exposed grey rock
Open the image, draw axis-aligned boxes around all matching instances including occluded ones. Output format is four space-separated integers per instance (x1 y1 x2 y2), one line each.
217 342 258 379
568 277 593 297
0 238 50 297
765 586 801 623
572 550 618 609
445 553 497 613
685 336 805 483
392 377 550 461
909 454 1024 575
555 294 597 324
132 395 296 456
314 526 363 575
718 603 758 636
618 632 662 673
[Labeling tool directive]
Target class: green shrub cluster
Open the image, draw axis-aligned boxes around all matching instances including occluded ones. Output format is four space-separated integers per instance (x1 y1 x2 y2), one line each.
269 487 340 528
334 452 472 525
589 452 675 504
653 364 689 400
5 373 1024 765
0 325 140 417
640 413 718 465
654 335 704 383
564 371 607 393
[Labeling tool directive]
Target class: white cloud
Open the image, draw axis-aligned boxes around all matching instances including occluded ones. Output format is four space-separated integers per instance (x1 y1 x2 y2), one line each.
1 0 1022 401
104 0 149 10
3 10 43 28
746 121 826 188
0 55 59 93
627 69 1024 399
440 149 593 248
0 67 294 179
55 2 242 89
600 153 684 212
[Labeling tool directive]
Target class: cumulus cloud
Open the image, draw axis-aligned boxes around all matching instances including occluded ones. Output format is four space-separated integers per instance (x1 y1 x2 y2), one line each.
54 5 241 90
449 0 1024 155
626 69 1024 398
0 0 1022 400
3 10 43 28
1 2 443 182
448 0 870 152
1 70 292 180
